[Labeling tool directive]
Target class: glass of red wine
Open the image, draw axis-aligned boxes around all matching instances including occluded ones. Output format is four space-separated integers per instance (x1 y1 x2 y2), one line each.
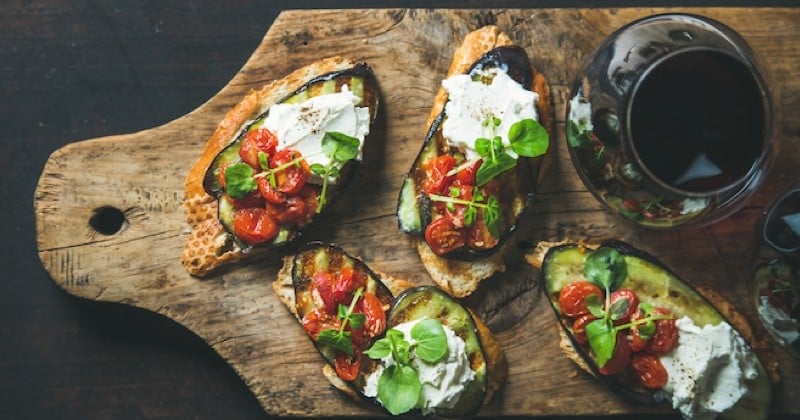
752 184 800 359
566 13 776 229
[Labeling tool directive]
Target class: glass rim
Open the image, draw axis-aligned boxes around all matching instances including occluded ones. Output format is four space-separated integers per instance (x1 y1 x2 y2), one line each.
763 187 800 254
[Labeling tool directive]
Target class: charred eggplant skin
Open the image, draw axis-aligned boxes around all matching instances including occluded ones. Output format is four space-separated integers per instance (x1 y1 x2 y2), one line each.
396 46 543 261
386 286 488 418
291 242 394 383
540 240 772 415
204 64 379 250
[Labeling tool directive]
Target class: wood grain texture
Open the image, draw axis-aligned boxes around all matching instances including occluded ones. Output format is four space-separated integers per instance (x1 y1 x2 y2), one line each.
34 8 800 417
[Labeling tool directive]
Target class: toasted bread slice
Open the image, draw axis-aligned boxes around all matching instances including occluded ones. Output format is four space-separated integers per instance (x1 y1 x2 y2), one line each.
413 26 553 298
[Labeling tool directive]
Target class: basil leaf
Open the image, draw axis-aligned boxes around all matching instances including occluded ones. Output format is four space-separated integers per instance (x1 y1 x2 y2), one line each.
378 365 421 415
316 329 353 355
508 118 549 157
224 163 257 198
476 152 515 186
411 318 448 363
585 318 616 368
609 298 631 321
322 131 360 161
583 247 628 291
365 337 392 359
585 293 605 318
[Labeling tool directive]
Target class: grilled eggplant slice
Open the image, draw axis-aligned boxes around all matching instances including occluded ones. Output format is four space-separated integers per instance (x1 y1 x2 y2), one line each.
292 242 394 389
396 45 550 261
540 240 772 419
206 64 379 250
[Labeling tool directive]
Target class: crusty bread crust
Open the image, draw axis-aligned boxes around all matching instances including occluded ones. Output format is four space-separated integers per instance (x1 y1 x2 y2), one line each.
271 252 507 412
181 57 358 277
416 25 554 298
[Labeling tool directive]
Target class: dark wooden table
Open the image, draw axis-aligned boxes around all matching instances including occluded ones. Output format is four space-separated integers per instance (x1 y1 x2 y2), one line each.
3 1 796 419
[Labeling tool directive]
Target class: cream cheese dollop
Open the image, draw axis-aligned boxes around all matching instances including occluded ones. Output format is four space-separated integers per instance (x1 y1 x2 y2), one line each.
261 85 370 182
441 68 539 161
656 316 758 420
362 318 475 415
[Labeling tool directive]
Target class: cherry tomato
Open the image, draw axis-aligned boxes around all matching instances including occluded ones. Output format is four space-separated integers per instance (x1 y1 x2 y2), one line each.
311 272 338 313
239 128 278 169
217 162 233 189
630 353 668 390
558 281 603 318
466 209 499 250
333 267 367 306
224 190 265 210
607 289 639 324
598 332 631 375
627 313 650 353
256 176 286 204
571 313 597 344
454 159 481 186
645 308 678 355
424 215 466 255
421 155 456 195
301 308 340 338
232 207 279 245
356 292 387 340
270 148 310 194
334 346 362 382
266 185 318 225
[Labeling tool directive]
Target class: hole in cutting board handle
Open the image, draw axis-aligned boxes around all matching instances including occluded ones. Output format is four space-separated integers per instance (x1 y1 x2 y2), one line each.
89 206 127 235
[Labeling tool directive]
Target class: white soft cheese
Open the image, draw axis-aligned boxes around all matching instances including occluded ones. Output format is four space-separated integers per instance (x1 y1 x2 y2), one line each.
568 93 594 135
441 69 539 161
362 319 475 415
758 295 800 346
261 86 370 181
657 316 758 420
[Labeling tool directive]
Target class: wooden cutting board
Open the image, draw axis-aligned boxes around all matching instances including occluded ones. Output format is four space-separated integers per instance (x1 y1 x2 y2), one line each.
34 8 800 417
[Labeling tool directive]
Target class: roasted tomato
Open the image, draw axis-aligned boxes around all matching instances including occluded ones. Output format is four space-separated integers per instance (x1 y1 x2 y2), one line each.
425 214 467 255
645 308 679 355
256 176 287 204
232 207 279 245
598 332 631 375
630 353 668 390
454 159 481 186
572 313 597 345
608 289 639 324
421 155 456 195
270 148 310 194
239 128 278 169
558 281 603 318
334 347 362 382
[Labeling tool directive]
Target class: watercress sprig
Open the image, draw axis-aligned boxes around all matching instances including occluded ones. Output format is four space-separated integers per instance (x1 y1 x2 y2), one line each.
316 287 365 355
428 187 501 237
310 131 360 213
474 116 549 186
364 318 448 415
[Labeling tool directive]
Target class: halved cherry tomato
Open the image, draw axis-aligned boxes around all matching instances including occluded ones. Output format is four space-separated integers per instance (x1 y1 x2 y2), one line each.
232 207 279 245
301 308 340 338
608 289 639 324
558 281 603 318
217 162 233 189
266 185 317 225
239 128 278 169
466 209 500 250
311 272 338 313
645 308 678 355
332 267 367 306
454 159 481 186
630 353 668 390
357 292 387 338
225 191 265 210
270 148 310 194
598 332 631 375
425 214 466 255
334 346 362 382
421 155 456 195
571 313 597 344
256 176 286 204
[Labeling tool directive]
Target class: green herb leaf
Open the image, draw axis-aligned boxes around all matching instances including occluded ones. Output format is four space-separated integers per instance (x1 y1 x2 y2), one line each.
316 329 354 355
411 319 448 363
365 337 392 359
387 329 411 365
583 247 628 291
310 163 326 176
508 119 549 157
585 318 616 368
483 196 500 238
585 293 605 318
608 298 631 321
475 137 493 157
258 151 270 170
378 364 421 415
224 163 257 198
322 131 360 161
476 152 515 186
337 303 366 330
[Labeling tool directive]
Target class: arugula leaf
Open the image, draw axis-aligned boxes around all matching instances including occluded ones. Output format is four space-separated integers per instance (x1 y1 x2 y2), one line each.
583 247 627 291
378 365 421 415
224 163 257 198
411 319 448 363
317 329 354 355
508 119 549 157
585 318 616 368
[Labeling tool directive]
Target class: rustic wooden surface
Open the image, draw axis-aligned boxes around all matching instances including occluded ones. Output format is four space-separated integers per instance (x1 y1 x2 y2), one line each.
33 7 800 417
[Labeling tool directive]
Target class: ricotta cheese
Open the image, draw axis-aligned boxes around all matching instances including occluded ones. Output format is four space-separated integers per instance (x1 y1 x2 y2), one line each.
362 318 475 415
757 295 800 347
568 93 594 136
441 69 539 161
657 316 758 420
261 86 370 182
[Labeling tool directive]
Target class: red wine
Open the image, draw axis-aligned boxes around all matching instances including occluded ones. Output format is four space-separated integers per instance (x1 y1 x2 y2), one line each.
629 49 766 193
